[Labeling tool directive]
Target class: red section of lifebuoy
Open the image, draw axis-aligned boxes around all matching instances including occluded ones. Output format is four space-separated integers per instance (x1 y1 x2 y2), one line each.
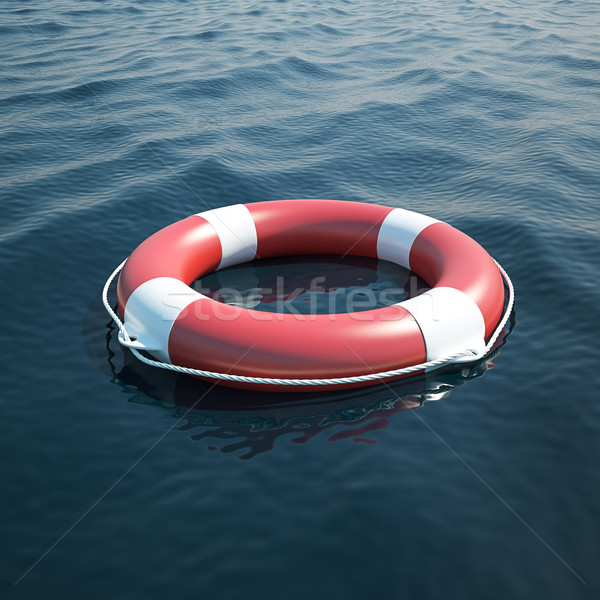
168 300 426 382
248 200 393 258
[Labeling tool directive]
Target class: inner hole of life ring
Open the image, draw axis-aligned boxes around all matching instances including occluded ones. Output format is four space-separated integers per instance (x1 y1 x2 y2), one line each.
193 255 430 315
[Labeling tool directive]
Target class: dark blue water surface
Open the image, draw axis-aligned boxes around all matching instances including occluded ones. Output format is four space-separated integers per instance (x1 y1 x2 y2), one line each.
2 1 599 598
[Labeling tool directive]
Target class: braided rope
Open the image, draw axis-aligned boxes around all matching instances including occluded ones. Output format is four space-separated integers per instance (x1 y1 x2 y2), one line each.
102 258 514 386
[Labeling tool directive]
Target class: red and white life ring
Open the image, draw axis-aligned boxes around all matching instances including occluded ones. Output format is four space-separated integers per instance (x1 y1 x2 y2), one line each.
114 200 507 391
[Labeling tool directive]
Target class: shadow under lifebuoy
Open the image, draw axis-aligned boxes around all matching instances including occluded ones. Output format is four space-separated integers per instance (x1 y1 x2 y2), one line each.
84 256 515 460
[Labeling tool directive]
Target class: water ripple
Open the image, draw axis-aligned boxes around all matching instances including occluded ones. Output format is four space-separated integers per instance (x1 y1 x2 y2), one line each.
2 0 600 597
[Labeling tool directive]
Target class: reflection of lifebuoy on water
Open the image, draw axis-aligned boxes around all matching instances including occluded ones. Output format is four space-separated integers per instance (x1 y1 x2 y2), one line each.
104 200 514 391
107 317 512 460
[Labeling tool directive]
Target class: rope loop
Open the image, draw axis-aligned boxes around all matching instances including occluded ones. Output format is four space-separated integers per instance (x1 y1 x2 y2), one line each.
102 259 514 387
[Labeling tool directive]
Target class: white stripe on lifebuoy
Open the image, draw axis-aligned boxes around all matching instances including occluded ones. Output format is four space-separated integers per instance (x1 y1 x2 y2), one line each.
397 287 486 366
196 204 257 269
123 277 205 361
376 207 439 268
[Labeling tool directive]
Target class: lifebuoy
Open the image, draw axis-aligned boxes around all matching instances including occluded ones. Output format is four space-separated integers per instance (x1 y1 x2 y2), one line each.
114 200 507 391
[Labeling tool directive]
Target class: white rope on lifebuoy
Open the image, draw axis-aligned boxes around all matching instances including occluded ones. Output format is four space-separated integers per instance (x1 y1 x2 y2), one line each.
102 258 514 386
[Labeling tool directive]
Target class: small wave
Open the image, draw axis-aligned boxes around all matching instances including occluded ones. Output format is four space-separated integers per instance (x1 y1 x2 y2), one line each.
192 30 222 42
32 20 71 35
379 67 445 87
546 53 600 71
281 55 337 79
